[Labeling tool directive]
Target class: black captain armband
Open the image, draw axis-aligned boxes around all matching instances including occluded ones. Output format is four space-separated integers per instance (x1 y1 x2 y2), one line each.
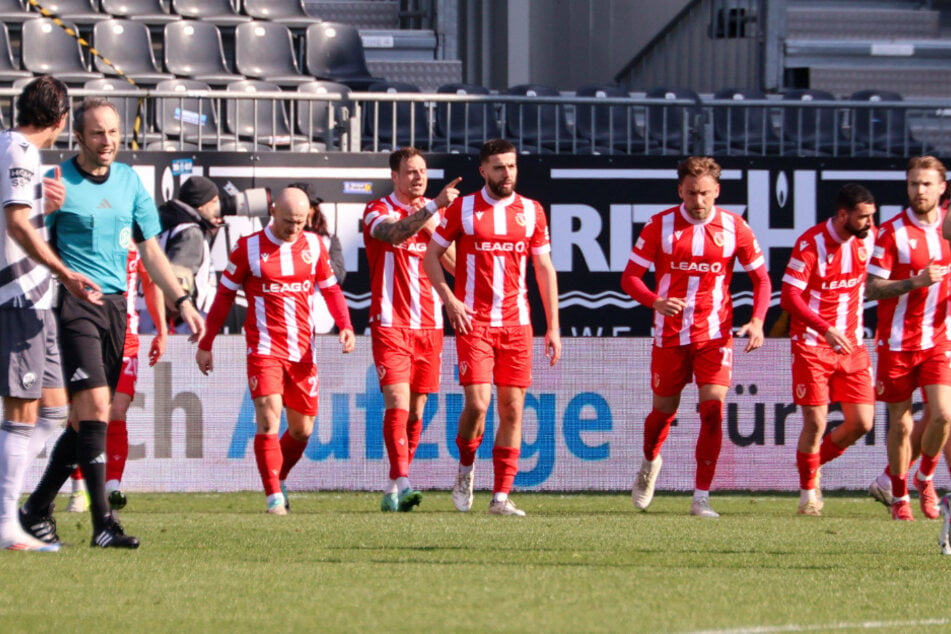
174 293 192 310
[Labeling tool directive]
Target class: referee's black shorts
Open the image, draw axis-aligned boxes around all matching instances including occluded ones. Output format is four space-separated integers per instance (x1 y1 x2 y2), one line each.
56 292 127 396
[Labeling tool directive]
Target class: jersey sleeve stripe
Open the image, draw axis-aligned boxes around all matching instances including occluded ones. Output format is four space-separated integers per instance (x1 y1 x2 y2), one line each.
781 274 808 290
867 263 890 279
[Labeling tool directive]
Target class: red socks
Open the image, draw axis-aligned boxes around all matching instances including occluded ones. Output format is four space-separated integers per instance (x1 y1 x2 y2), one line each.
253 433 282 496
106 419 128 483
492 446 520 494
695 400 723 491
919 452 939 480
278 431 308 481
818 435 847 465
383 408 410 480
891 471 908 498
643 408 676 461
796 451 820 490
456 434 483 467
406 414 422 465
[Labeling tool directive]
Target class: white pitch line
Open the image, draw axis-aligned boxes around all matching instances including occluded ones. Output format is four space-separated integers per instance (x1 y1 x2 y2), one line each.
687 618 951 634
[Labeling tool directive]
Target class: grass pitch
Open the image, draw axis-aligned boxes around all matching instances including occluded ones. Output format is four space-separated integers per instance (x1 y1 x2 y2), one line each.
3 492 951 633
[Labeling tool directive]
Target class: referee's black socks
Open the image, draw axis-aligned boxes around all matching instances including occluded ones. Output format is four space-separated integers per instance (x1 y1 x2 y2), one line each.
76 420 109 531
24 425 79 515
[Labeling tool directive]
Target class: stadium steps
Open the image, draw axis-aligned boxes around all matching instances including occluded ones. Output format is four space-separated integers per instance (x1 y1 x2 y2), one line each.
303 1 400 29
365 60 462 92
809 67 951 99
786 6 940 39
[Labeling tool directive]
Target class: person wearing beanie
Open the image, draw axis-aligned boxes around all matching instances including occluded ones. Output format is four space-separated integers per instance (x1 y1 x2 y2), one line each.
156 175 223 329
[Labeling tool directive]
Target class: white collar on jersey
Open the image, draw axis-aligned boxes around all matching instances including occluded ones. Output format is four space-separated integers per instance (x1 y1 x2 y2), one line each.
481 186 516 207
824 217 847 244
264 223 291 245
677 203 717 226
903 206 941 229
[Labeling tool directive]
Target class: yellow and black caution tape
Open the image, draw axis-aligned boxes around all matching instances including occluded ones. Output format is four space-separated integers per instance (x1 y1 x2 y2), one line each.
24 0 145 149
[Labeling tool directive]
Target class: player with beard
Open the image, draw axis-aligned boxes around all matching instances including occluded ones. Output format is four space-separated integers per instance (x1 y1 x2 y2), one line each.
780 184 877 516
621 156 771 518
866 156 951 521
424 139 561 517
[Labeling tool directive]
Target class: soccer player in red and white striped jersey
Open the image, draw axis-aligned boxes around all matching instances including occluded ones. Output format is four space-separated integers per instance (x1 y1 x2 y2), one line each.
425 139 561 517
621 156 770 518
866 156 951 521
196 188 355 514
363 148 460 512
780 184 877 516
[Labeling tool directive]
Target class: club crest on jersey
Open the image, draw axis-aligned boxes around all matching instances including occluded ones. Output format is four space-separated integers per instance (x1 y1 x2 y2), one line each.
21 372 36 390
857 246 868 262
796 384 806 399
301 249 313 264
459 361 468 376
514 212 526 227
713 232 725 247
249 376 258 391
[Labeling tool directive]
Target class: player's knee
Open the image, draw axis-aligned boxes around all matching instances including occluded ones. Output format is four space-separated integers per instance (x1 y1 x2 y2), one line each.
38 405 68 426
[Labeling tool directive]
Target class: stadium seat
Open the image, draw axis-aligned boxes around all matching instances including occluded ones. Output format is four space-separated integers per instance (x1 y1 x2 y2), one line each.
361 81 430 152
849 89 928 157
504 84 572 153
644 87 701 155
242 0 320 29
235 21 311 87
21 18 104 84
153 78 243 149
575 84 656 155
712 88 792 156
93 19 173 86
431 82 500 154
100 0 182 25
780 89 844 157
38 0 108 25
306 22 382 91
0 0 33 24
164 21 242 87
83 78 157 147
225 80 308 150
170 0 251 27
0 21 32 82
296 80 351 149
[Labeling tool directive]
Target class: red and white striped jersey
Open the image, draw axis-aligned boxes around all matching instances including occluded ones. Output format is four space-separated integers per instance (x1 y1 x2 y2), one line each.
123 249 141 357
362 194 443 329
868 207 951 351
782 219 874 348
221 225 338 361
432 187 551 327
627 204 766 348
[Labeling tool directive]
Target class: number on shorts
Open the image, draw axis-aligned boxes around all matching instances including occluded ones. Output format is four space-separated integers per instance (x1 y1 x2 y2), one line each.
720 347 733 368
307 375 318 397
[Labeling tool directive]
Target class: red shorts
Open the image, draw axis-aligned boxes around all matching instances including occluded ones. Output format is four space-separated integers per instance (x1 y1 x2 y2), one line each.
371 326 443 393
650 337 733 397
115 356 138 398
875 344 951 403
246 354 319 416
456 324 532 387
791 341 874 406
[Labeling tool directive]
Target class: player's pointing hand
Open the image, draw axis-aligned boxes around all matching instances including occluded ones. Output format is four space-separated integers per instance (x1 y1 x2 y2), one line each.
434 177 462 209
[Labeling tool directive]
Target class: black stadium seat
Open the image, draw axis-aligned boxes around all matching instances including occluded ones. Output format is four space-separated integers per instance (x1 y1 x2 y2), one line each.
21 18 104 84
171 0 251 27
780 89 843 156
154 78 242 149
712 87 792 156
100 0 182 25
644 87 702 155
431 82 500 154
849 89 928 157
361 81 430 152
242 0 320 29
164 20 242 87
93 19 173 86
575 84 656 155
296 80 351 149
504 83 572 153
235 21 312 88
83 78 156 146
306 22 382 91
225 80 306 149
0 21 32 82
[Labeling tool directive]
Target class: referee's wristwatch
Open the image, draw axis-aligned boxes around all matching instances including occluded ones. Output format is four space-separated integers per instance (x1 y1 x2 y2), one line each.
174 293 192 310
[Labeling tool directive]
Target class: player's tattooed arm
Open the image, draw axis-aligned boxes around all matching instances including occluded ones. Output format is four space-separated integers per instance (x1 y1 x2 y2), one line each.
865 270 935 300
372 205 437 245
